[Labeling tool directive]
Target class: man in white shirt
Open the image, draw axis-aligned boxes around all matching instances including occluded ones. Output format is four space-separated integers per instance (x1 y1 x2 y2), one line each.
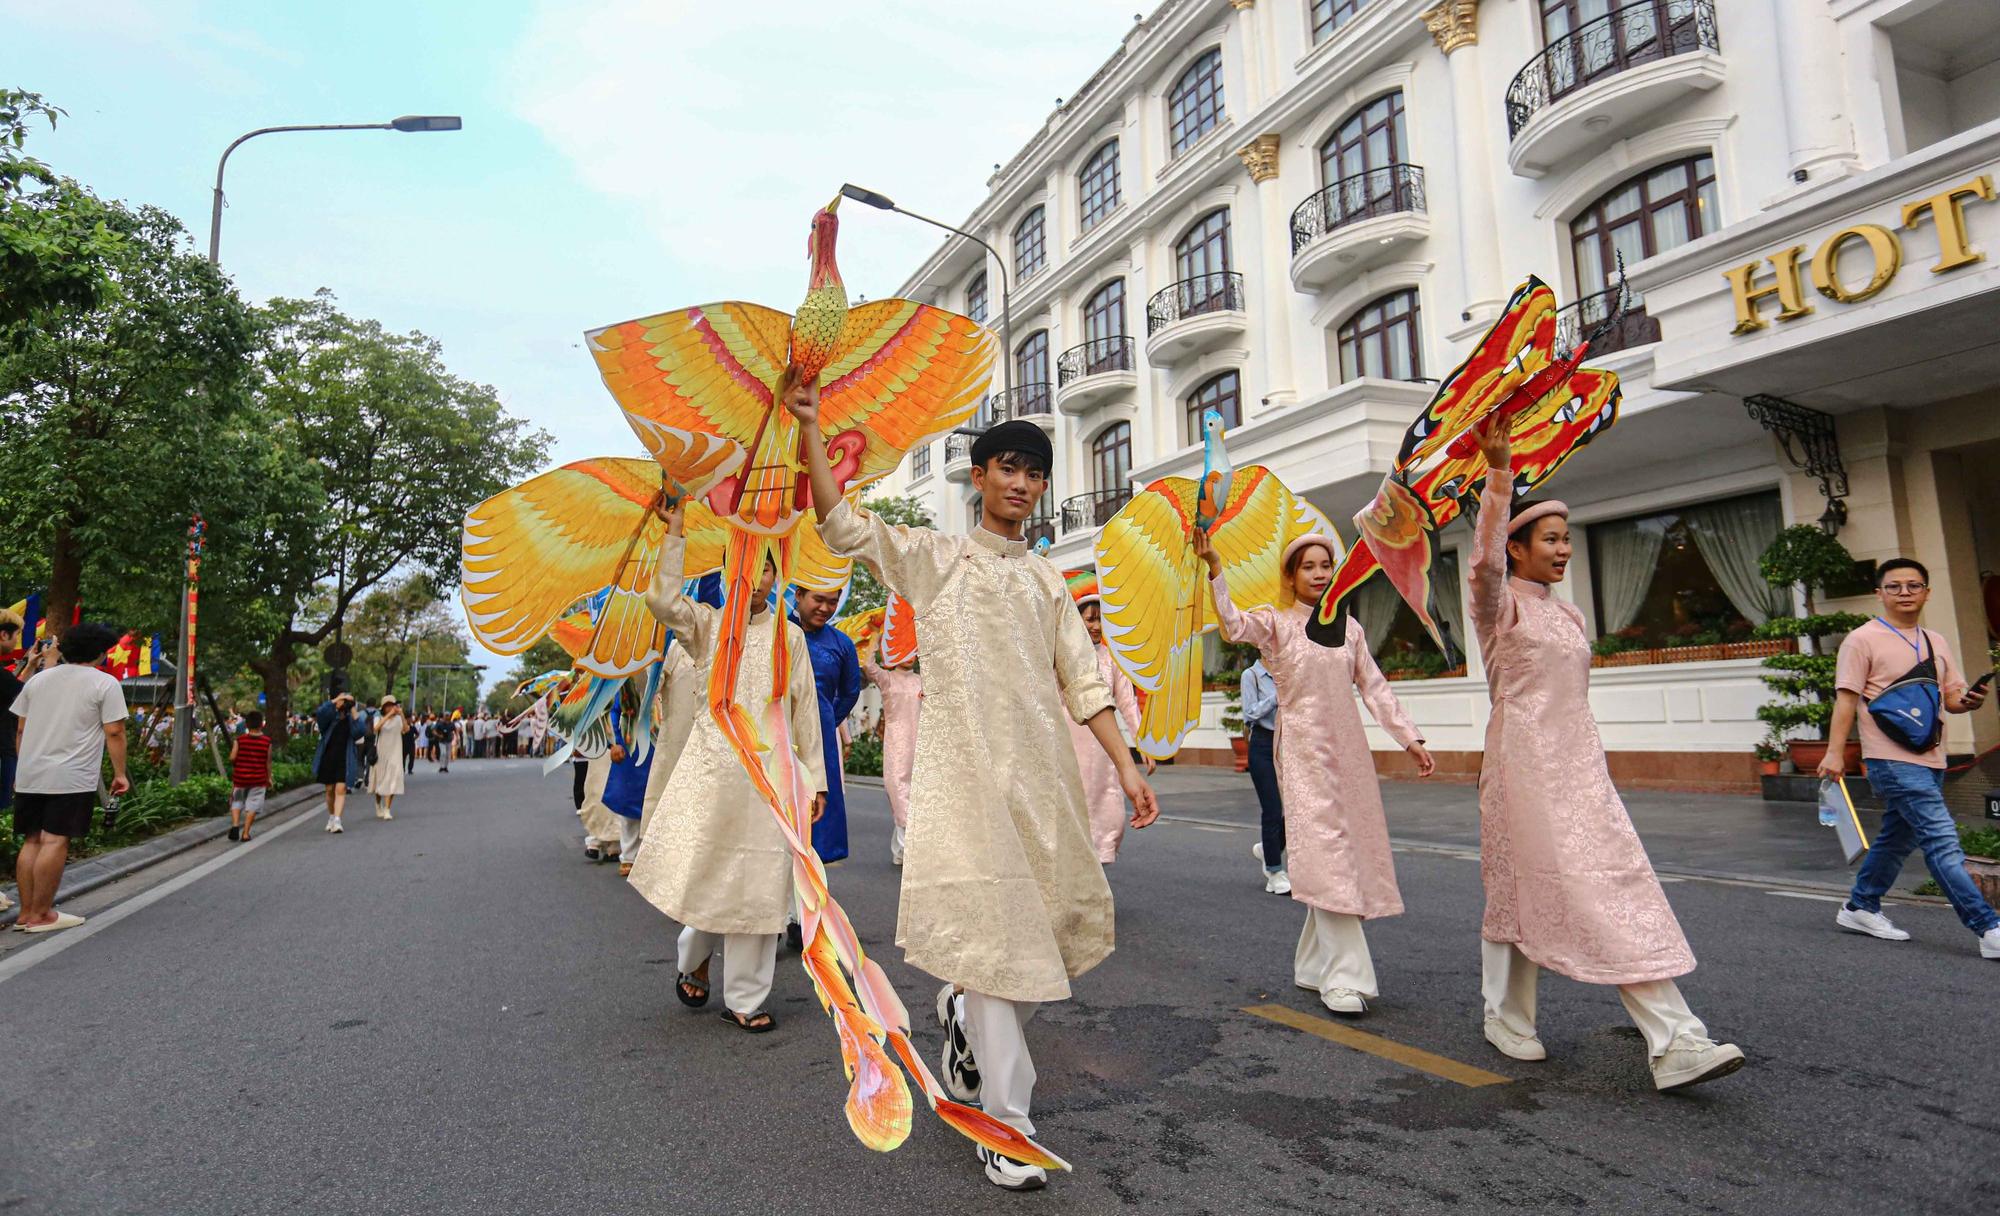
10 623 131 933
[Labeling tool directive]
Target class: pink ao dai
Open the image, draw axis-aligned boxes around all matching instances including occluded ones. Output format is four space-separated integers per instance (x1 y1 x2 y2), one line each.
863 660 921 829
1066 644 1142 863
1212 578 1419 919
1469 469 1695 985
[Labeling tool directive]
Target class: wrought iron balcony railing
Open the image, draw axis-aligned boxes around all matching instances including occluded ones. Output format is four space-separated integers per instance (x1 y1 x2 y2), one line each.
1060 487 1133 533
1146 272 1246 336
1290 164 1426 255
1023 512 1057 550
986 383 1055 422
944 432 974 465
1056 336 1136 384
1555 284 1661 358
1505 0 1718 140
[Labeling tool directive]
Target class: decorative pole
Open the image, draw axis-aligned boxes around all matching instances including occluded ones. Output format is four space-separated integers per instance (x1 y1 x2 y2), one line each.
169 513 206 783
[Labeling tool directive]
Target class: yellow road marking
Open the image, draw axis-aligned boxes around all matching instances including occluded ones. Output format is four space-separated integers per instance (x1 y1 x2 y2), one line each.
1243 1004 1513 1088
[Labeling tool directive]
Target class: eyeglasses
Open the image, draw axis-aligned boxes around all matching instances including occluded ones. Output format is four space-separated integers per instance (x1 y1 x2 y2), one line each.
1879 583 1928 594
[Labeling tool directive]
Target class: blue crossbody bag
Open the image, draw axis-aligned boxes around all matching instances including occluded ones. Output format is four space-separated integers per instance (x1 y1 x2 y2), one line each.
1865 618 1942 752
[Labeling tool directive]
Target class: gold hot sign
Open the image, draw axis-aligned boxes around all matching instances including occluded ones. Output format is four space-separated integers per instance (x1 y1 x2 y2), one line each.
1726 175 1996 334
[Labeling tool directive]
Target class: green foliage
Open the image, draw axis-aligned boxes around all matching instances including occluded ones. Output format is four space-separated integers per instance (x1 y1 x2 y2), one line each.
1216 639 1258 735
845 731 884 777
0 89 125 328
1759 526 1858 614
1756 529 1863 742
1913 824 2000 893
343 572 475 706
488 635 571 716
843 495 934 616
1754 613 1872 642
1592 634 1630 658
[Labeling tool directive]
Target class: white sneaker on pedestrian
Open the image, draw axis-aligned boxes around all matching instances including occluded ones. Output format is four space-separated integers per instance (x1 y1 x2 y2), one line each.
935 985 981 1103
1980 927 2000 960
890 847 903 867
1836 905 1910 941
1252 842 1264 863
1483 1017 1547 1061
1650 1033 1745 1091
977 1146 1047 1191
1321 987 1366 1016
330 818 344 834
1264 869 1292 896
323 817 336 833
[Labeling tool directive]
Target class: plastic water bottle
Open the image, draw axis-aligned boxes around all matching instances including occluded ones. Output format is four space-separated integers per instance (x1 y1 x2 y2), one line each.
1816 779 1840 827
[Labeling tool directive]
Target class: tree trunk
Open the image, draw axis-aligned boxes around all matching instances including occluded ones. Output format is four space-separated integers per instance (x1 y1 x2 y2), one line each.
46 521 83 642
253 638 297 746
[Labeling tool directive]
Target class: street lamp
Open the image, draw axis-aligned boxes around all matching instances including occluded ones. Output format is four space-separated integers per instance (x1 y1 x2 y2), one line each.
839 184 1012 407
169 114 463 783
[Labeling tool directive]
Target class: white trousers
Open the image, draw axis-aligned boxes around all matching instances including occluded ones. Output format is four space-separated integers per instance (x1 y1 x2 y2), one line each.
1293 908 1379 999
677 926 779 1016
960 990 1042 1137
890 823 906 862
1480 940 1706 1058
616 815 641 859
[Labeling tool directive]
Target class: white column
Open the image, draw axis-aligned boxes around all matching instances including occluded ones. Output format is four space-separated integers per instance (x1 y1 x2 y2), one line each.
1772 0 1861 184
1425 0 1505 326
1237 133 1296 410
1230 1 1266 110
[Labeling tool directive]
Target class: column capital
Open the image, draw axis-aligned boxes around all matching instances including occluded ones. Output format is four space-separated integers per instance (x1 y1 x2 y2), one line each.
1235 133 1281 184
1421 0 1480 55
1228 0 1255 9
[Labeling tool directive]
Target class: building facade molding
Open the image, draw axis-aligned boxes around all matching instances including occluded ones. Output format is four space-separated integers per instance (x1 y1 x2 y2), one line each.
1420 0 1479 55
1236 132 1281 182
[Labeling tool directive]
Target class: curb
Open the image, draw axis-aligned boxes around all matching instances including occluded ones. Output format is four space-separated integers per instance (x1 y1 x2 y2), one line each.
1 785 322 927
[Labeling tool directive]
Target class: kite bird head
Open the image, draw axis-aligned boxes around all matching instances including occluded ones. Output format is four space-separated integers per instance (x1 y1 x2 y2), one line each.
1195 407 1234 532
807 193 843 291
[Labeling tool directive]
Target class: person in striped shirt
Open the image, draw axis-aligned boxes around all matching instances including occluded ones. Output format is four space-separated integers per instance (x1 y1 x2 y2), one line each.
227 711 273 843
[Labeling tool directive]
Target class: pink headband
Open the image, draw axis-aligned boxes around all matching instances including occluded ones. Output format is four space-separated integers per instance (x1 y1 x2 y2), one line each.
1280 533 1337 571
1507 500 1569 535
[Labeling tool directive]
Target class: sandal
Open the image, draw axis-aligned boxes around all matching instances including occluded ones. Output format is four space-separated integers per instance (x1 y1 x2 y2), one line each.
720 1009 776 1034
676 972 711 1008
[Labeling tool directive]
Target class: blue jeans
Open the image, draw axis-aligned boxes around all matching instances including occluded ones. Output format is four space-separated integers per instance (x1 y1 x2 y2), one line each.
1247 726 1285 870
1850 759 2000 934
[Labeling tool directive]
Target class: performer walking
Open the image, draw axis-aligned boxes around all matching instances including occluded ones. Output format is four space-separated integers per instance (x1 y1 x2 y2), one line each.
1197 528 1432 1016
631 504 826 1033
796 584 861 864
1467 418 1744 1090
1068 582 1148 864
799 392 1160 1192
601 690 653 878
860 646 920 866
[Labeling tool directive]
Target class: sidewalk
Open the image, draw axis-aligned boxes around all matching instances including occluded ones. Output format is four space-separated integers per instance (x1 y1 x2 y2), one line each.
1144 764 1931 895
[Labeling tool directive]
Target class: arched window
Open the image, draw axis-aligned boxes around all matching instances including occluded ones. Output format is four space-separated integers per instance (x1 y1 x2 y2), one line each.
1014 207 1047 282
1079 141 1122 231
1091 422 1131 493
1014 330 1050 415
1082 279 1126 373
1175 209 1232 280
1570 154 1717 299
1185 370 1241 444
965 273 988 325
1337 290 1422 382
1168 49 1225 156
1319 91 1406 186
1310 0 1363 44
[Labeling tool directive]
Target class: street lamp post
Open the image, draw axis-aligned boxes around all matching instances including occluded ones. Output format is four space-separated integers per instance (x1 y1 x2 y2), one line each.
839 185 1012 409
169 114 462 784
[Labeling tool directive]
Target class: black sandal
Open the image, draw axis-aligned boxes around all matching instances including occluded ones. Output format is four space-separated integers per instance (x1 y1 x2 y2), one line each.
676 972 710 1008
720 1009 776 1034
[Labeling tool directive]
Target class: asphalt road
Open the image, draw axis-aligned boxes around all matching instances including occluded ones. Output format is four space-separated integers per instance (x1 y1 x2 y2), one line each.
2 760 1992 1215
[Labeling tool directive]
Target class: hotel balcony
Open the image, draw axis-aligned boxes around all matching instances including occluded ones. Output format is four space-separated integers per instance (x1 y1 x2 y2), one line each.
1555 284 1662 358
985 383 1058 434
1059 487 1133 535
942 431 974 483
1505 0 1723 179
1054 337 1138 415
1144 272 1248 368
1289 164 1430 291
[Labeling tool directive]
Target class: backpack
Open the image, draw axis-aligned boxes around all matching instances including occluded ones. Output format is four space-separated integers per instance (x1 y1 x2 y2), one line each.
1865 619 1943 753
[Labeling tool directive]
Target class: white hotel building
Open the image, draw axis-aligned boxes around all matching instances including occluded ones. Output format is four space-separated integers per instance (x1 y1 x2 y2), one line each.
874 0 2000 793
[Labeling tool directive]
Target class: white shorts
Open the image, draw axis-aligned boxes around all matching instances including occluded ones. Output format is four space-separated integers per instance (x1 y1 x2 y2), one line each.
230 786 266 814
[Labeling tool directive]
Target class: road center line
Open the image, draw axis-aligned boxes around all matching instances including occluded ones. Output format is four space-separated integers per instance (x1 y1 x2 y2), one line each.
0 807 316 987
1242 1003 1513 1088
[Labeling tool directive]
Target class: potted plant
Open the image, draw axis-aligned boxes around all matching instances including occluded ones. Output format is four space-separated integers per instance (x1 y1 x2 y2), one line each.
1217 639 1258 772
1961 824 2000 907
1752 526 1872 774
1752 739 1783 777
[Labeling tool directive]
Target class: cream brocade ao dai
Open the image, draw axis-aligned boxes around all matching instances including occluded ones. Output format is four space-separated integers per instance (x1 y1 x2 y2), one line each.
626 536 826 936
1211 580 1418 918
821 500 1115 1004
636 644 702 842
1469 471 1695 985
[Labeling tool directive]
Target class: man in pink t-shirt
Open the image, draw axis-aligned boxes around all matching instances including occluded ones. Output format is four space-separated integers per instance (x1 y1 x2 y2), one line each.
1819 557 1995 959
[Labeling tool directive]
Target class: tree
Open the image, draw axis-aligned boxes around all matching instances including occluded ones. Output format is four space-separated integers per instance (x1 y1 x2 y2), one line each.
243 292 548 739
843 494 932 615
0 199 257 641
0 89 125 328
344 572 471 701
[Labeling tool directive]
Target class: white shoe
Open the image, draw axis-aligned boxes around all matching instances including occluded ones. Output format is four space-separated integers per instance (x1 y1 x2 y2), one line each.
1252 842 1264 863
19 911 86 934
330 818 344 834
1483 1017 1547 1061
1264 869 1292 896
1650 1034 1745 1091
1980 928 2000 960
323 817 336 833
890 849 903 867
1836 905 1910 941
1320 987 1366 1016
977 1146 1047 1191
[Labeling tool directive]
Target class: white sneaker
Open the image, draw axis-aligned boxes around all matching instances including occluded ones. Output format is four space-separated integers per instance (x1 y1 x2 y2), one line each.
1252 842 1264 863
1836 905 1910 941
890 848 903 867
977 1146 1047 1191
1650 1034 1745 1091
1264 869 1292 896
1484 1017 1547 1061
1980 928 2000 960
1321 987 1367 1016
323 817 336 833
330 818 344 834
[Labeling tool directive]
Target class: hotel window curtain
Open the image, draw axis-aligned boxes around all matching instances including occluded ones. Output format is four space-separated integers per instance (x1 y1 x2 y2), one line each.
1430 551 1466 660
1592 516 1666 634
1353 572 1405 653
1682 496 1788 624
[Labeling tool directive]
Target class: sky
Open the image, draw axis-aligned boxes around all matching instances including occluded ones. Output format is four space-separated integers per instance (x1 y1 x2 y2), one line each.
9 0 1145 687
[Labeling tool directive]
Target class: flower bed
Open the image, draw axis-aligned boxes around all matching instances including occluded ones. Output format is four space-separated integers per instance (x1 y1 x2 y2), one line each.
1591 638 1795 668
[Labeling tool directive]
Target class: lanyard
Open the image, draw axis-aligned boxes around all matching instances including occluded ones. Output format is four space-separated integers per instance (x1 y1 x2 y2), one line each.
1874 617 1928 662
